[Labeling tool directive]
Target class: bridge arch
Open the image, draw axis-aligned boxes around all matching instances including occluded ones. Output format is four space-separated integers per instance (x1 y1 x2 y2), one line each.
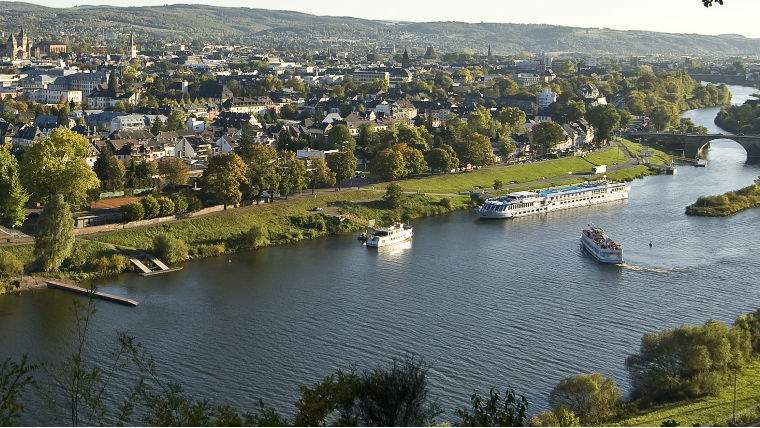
623 132 760 163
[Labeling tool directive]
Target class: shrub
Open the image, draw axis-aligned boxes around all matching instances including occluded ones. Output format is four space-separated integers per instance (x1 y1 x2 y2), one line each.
141 195 160 219
190 243 226 258
171 193 189 215
439 197 453 209
0 250 23 281
90 254 131 274
152 234 188 265
238 225 270 250
121 202 145 222
187 194 203 212
549 373 622 425
156 196 176 217
493 179 504 190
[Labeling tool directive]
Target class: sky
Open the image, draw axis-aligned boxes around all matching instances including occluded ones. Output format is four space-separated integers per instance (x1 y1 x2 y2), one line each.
17 0 760 38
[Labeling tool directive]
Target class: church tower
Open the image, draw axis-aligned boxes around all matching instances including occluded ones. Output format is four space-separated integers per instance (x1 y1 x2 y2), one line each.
128 32 138 59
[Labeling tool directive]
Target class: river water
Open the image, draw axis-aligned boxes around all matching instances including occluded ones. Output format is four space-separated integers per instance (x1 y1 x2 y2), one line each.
2 85 760 424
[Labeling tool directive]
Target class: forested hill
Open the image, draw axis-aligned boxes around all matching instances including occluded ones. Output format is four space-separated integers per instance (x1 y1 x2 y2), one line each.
1 1 759 55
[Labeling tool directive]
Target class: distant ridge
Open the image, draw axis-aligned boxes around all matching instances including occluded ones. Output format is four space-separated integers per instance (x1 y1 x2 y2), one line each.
1 1 759 55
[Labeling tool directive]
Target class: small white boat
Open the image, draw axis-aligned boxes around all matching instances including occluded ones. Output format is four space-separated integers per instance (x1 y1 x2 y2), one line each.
364 223 413 248
581 226 623 264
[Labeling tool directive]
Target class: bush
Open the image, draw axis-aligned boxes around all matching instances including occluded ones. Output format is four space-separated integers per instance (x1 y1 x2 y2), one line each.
156 196 176 217
626 320 751 406
121 202 145 222
549 373 622 425
238 225 270 250
187 194 203 212
152 234 188 265
141 195 160 219
90 254 131 274
171 193 189 215
493 179 504 190
439 197 453 209
0 250 23 281
383 183 404 209
189 243 226 258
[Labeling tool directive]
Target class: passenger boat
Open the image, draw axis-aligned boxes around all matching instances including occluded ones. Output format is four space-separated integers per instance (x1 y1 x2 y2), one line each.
362 223 413 248
580 226 624 264
476 181 630 219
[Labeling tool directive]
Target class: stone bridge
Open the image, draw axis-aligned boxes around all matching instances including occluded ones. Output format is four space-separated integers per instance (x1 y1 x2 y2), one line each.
623 132 760 162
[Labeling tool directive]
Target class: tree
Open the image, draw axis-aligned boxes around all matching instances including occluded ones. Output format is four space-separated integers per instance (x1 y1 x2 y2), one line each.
158 157 189 189
278 153 308 199
326 151 357 190
651 103 680 131
202 153 248 208
308 158 336 195
34 194 74 272
0 356 37 426
626 320 751 406
93 147 125 192
0 145 28 228
531 122 566 154
383 183 404 209
564 100 587 123
468 106 496 138
326 124 356 152
586 105 621 142
497 107 527 134
244 145 281 198
150 118 164 135
370 148 407 181
395 144 428 176
425 146 459 173
549 373 622 425
152 234 188 264
165 110 187 131
703 0 723 6
454 133 494 166
355 356 441 426
20 129 100 207
457 388 529 427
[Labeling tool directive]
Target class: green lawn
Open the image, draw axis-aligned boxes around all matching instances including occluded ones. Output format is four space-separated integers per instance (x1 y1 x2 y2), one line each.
621 359 760 427
621 139 673 166
389 147 628 194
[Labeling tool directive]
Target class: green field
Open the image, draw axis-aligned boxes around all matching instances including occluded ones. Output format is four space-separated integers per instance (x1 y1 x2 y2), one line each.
620 359 760 427
388 147 628 194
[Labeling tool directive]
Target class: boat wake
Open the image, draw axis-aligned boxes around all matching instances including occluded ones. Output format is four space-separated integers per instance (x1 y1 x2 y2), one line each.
619 264 674 274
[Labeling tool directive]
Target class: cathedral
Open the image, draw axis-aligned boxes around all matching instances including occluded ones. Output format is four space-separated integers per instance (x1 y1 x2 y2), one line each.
2 27 31 60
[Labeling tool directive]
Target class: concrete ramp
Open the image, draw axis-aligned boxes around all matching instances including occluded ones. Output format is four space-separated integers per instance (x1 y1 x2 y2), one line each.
151 258 171 271
130 258 152 274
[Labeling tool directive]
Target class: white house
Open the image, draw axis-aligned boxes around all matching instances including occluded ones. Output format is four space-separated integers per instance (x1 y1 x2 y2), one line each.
536 88 558 110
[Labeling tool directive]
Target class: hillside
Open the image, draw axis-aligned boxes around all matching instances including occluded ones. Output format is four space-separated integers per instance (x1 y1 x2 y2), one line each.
1 1 759 55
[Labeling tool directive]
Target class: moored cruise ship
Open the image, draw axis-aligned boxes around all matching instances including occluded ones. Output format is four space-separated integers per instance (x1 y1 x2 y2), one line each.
476 181 630 219
364 223 414 248
581 226 624 264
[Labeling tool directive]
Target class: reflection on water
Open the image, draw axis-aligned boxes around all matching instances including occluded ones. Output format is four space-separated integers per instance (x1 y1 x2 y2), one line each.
2 87 760 424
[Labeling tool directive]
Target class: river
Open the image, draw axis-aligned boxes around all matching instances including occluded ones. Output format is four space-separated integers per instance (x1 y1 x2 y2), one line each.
2 85 760 424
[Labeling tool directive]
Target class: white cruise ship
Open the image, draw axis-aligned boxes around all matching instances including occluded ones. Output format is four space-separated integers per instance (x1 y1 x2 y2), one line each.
364 223 413 248
476 181 630 219
581 226 624 264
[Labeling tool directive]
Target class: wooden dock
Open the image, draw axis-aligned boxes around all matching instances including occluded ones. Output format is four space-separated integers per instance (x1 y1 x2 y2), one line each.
46 281 138 307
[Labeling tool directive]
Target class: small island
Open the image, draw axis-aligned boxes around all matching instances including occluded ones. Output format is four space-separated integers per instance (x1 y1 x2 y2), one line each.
686 177 760 216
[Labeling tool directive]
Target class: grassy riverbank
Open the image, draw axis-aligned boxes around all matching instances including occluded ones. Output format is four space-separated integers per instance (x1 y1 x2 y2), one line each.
0 142 670 284
620 359 760 427
686 179 760 216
